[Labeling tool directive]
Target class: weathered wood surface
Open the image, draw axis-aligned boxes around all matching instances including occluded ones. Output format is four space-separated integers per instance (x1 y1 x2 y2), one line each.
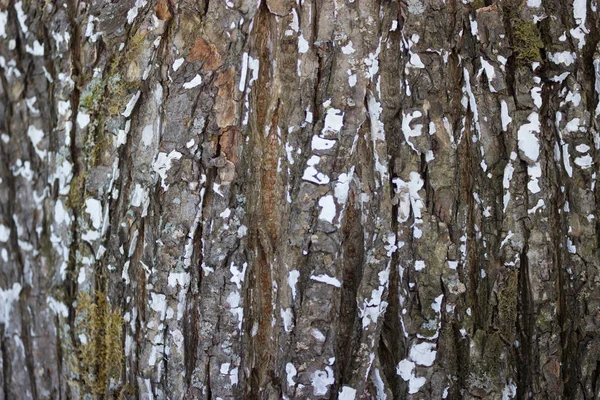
1 0 600 398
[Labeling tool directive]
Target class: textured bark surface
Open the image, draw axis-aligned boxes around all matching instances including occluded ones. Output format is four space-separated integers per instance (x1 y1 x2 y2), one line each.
1 0 600 399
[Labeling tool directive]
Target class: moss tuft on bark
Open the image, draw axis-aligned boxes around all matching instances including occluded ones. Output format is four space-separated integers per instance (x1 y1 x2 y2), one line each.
67 174 86 211
72 291 123 396
512 20 543 63
472 0 486 10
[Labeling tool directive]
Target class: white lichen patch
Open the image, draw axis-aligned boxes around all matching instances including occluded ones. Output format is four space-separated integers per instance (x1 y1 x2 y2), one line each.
318 195 336 223
311 367 335 396
410 342 437 367
393 172 424 230
150 292 167 320
334 167 354 206
341 41 355 55
402 111 423 152
127 0 148 25
500 100 512 131
226 291 243 329
172 58 184 71
183 74 202 89
167 272 190 288
15 1 28 34
280 307 294 333
298 35 309 53
310 274 341 287
526 163 542 194
288 269 300 300
358 266 390 328
47 296 69 318
517 113 541 163
531 87 542 108
312 135 336 151
25 40 44 56
122 91 141 117
230 262 247 289
396 359 426 394
302 155 330 185
575 154 593 169
478 57 496 92
323 107 344 133
548 51 576 66
0 11 7 38
84 198 102 230
286 363 297 387
153 150 182 190
339 386 357 400
0 224 10 242
0 283 22 328
414 260 425 271
27 125 46 159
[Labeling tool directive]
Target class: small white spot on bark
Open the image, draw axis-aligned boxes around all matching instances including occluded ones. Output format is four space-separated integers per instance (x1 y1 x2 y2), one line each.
298 35 309 53
318 195 336 223
286 363 297 387
341 41 355 55
27 125 46 159
84 198 102 229
183 74 202 89
122 91 141 117
172 58 184 71
310 274 341 287
0 225 10 242
153 150 182 190
25 40 44 56
280 307 294 332
77 112 90 129
288 270 300 300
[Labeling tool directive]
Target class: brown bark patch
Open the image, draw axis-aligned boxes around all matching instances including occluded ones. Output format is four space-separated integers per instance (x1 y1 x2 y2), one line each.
154 0 171 20
214 67 236 128
219 127 241 164
188 37 222 70
265 0 293 15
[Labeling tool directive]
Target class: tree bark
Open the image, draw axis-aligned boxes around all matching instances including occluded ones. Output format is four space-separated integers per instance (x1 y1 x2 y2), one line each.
1 0 600 398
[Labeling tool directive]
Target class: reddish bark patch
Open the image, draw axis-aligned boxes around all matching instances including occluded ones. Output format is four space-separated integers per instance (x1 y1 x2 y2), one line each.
188 37 222 70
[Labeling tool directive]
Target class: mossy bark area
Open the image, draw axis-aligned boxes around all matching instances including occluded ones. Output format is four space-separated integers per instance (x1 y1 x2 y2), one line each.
1 0 599 399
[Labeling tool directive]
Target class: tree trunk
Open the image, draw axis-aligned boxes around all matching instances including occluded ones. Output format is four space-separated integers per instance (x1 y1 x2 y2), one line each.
1 0 599 398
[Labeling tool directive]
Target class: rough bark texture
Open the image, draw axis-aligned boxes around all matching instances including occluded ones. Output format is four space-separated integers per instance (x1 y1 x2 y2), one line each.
1 0 600 399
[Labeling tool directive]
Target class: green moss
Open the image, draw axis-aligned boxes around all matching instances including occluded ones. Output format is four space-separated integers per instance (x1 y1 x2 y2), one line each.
472 0 486 9
512 20 543 63
483 332 504 376
497 271 519 338
123 32 147 65
80 78 104 113
67 174 86 211
83 118 111 168
118 384 138 399
73 291 123 396
79 30 148 131
419 320 440 339
536 306 554 331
